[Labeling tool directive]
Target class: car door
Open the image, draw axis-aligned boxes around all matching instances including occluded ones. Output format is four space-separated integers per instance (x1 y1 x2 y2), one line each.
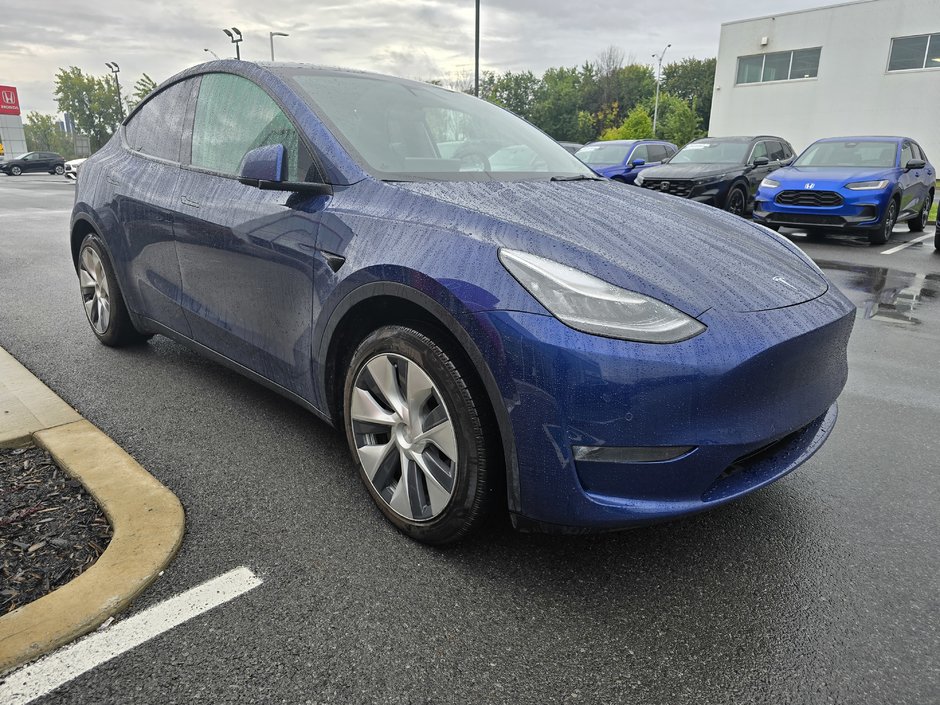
911 142 935 211
897 141 923 218
173 71 326 399
744 141 773 197
625 143 652 182
107 78 196 335
21 153 40 173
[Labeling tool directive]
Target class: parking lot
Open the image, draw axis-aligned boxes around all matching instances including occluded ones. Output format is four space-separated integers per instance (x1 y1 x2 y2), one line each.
0 173 937 704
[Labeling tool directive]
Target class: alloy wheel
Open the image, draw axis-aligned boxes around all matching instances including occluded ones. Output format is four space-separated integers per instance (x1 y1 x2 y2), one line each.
884 201 897 240
11 166 21 176
79 246 112 335
350 353 458 522
728 189 745 216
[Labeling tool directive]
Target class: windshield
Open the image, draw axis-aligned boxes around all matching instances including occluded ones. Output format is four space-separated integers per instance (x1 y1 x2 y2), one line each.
670 140 750 164
575 142 635 167
273 69 594 182
795 140 898 168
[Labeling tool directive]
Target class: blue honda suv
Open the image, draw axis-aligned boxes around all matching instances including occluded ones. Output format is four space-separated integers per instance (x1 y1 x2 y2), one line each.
70 61 855 543
754 136 935 245
574 140 677 184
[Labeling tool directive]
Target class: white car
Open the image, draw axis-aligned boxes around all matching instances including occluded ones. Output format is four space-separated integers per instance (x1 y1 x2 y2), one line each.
64 158 87 181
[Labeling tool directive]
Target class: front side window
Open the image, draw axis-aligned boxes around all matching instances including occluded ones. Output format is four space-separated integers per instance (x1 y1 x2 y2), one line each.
751 142 769 162
191 73 306 181
647 144 669 162
888 33 940 71
124 79 193 162
795 140 899 168
736 48 821 84
901 143 914 166
631 145 651 163
273 68 594 182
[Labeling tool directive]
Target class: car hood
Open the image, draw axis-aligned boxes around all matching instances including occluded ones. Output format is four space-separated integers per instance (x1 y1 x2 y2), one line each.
772 165 897 187
593 165 626 177
637 163 743 180
391 179 828 316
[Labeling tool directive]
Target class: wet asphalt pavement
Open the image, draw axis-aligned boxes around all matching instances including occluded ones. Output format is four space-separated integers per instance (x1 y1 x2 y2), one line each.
0 175 937 704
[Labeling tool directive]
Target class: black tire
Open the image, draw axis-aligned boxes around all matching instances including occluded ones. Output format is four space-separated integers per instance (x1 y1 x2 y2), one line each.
78 233 151 347
869 199 897 245
343 325 496 544
54 165 65 176
725 186 747 217
908 191 932 232
935 226 939 252
10 165 21 176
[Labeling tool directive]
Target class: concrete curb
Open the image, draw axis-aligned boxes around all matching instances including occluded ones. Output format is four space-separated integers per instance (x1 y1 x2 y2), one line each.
0 350 185 675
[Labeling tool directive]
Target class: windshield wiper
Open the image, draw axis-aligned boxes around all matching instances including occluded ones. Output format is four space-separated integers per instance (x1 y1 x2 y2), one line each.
550 174 603 182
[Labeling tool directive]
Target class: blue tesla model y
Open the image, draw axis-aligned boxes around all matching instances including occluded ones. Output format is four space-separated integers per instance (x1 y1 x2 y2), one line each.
71 61 855 543
754 136 935 245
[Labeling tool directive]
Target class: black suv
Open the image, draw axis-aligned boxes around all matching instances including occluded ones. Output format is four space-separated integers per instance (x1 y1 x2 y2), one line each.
0 151 66 176
634 136 794 217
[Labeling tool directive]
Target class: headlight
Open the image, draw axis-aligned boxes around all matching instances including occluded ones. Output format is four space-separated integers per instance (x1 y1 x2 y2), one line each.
760 178 780 189
498 249 706 343
845 180 889 190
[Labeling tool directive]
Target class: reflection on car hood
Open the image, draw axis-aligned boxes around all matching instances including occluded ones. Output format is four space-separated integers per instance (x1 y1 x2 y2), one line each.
638 163 742 180
391 179 828 315
771 165 897 185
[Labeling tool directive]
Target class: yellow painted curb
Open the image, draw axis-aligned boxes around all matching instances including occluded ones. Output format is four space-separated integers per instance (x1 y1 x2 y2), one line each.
0 348 81 448
0 420 185 674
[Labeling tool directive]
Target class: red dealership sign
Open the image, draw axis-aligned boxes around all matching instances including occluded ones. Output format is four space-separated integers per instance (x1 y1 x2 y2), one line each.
0 86 20 116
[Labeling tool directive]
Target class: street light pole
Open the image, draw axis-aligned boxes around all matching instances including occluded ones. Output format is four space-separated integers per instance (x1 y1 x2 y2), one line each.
474 0 480 97
105 62 123 117
269 32 289 61
223 27 243 60
204 48 220 59
652 43 671 135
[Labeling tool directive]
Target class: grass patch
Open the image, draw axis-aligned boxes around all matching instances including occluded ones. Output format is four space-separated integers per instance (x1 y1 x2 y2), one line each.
932 181 938 223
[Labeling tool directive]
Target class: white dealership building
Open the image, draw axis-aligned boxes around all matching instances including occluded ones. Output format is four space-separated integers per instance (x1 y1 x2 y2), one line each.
708 0 940 161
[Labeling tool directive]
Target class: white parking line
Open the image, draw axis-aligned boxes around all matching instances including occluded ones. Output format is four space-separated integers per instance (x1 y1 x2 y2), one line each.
880 233 934 255
0 566 262 705
0 210 72 218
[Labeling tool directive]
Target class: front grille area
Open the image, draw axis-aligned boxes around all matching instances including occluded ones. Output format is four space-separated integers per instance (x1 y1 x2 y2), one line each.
769 213 846 225
775 190 844 207
640 180 693 198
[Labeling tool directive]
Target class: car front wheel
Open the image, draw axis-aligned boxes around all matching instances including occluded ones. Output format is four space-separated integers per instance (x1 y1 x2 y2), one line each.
343 325 496 544
10 165 21 176
869 200 897 245
725 186 747 217
54 165 65 175
908 192 932 232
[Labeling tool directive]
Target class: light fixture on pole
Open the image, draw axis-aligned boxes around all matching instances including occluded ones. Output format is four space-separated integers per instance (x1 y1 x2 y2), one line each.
204 48 220 59
105 62 123 116
474 0 480 97
651 43 671 135
223 27 243 60
269 32 289 61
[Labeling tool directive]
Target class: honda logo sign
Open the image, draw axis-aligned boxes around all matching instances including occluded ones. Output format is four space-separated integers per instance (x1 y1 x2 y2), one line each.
0 86 20 116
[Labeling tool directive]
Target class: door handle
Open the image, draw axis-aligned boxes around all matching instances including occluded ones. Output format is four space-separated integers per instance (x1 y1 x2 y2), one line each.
180 196 200 208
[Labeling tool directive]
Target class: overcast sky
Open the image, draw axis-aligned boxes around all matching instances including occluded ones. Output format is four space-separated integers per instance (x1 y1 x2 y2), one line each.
1 0 830 116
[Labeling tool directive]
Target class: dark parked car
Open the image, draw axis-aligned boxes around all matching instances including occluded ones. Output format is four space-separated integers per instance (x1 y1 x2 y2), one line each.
753 136 935 245
71 61 854 544
0 151 66 176
635 136 794 216
575 139 678 184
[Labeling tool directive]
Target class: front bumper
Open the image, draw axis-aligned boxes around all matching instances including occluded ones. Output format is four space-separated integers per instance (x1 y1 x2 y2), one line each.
754 188 889 230
472 288 855 531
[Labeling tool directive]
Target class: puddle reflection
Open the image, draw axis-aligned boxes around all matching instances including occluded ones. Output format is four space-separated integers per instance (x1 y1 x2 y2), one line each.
816 260 940 324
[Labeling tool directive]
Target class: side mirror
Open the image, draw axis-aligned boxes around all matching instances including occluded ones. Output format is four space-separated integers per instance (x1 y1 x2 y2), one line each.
905 159 926 171
630 159 646 167
752 157 769 167
238 144 333 195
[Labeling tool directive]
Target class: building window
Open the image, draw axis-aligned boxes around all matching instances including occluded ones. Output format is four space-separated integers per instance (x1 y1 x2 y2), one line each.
736 47 821 84
888 33 940 71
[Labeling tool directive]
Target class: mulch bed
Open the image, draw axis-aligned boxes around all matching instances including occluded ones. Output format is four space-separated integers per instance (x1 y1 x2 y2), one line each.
0 446 112 615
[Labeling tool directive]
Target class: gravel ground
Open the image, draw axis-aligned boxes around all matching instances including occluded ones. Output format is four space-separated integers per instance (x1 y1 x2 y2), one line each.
0 446 111 614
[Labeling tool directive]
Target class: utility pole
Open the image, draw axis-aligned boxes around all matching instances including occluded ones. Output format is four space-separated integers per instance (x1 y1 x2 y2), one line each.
223 27 243 60
270 32 289 61
474 0 480 97
652 43 671 135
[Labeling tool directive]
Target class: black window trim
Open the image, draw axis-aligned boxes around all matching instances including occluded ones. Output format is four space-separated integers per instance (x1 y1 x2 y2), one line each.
886 32 940 73
735 46 822 85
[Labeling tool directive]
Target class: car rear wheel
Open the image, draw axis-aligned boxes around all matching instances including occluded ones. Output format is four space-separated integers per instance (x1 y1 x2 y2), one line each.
78 234 151 347
10 165 21 176
343 325 495 545
54 165 65 175
725 186 747 217
869 200 897 245
908 192 932 232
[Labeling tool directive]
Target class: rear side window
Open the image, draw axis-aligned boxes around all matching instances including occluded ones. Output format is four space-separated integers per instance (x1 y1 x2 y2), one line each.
124 80 192 162
191 73 306 181
767 141 787 161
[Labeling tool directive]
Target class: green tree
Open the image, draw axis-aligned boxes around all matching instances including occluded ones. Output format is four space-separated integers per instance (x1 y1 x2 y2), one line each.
53 66 124 151
23 112 75 157
659 98 701 147
661 57 716 130
480 70 540 122
601 105 654 140
128 73 158 110
530 66 591 141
